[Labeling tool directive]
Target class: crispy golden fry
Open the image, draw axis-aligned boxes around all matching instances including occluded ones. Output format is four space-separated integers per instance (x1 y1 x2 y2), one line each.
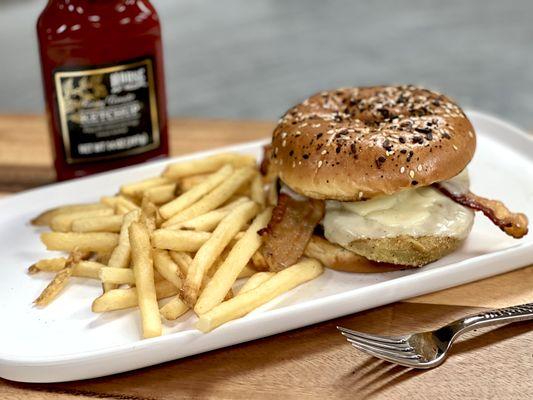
237 264 257 279
100 196 119 208
50 208 114 232
33 249 88 307
71 214 124 233
250 251 269 271
120 176 171 198
28 257 67 274
28 258 104 279
166 197 249 231
182 201 259 306
99 267 136 284
238 272 275 294
162 167 256 227
129 222 161 338
103 210 140 292
72 261 106 279
31 203 110 227
140 198 160 232
178 173 210 192
168 251 192 277
152 230 211 252
41 232 119 253
92 281 178 312
152 249 182 289
115 204 130 215
251 174 266 208
194 208 271 314
117 195 141 210
196 259 324 332
143 183 177 205
163 153 256 180
34 267 73 307
169 251 236 301
160 297 189 320
159 165 234 219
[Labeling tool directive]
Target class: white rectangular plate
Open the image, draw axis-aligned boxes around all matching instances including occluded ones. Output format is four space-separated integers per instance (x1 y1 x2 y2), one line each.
1 111 532 383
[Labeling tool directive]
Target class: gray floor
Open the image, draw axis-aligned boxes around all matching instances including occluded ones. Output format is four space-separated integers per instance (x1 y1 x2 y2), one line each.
1 0 532 128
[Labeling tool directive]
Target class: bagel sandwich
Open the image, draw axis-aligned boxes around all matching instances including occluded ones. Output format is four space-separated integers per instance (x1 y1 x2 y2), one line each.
259 85 528 272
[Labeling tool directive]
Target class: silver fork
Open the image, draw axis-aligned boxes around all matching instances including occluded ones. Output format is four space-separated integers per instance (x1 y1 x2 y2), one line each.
338 302 533 369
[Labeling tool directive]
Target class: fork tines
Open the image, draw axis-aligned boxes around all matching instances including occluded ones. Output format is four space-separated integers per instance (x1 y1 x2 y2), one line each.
337 326 422 366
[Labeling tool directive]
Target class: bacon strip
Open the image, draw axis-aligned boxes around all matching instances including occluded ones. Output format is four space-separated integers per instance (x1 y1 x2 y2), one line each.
259 194 325 271
259 144 272 176
435 184 528 239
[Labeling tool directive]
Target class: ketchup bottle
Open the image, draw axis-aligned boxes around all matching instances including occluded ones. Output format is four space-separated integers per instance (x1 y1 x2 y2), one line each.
37 0 169 181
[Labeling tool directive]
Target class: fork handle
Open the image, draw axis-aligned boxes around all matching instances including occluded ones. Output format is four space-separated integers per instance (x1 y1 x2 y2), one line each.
452 302 533 335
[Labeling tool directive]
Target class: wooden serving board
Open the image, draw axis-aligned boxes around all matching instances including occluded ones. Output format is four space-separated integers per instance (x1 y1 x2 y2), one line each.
0 115 531 399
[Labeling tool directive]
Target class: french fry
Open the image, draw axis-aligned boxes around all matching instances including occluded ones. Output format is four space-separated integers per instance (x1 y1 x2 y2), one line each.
237 264 257 279
152 230 211 252
178 173 210 192
168 251 192 277
117 195 141 210
120 176 171 198
129 222 161 338
169 251 238 287
196 259 324 332
99 267 136 285
160 297 189 320
143 183 177 205
72 261 106 279
102 209 140 291
163 153 256 180
153 249 182 289
28 258 103 279
251 174 266 208
238 272 275 294
250 251 269 271
140 198 160 233
31 203 110 227
71 214 124 233
28 257 67 274
100 196 120 208
115 204 131 215
166 197 249 231
50 208 114 232
159 165 234 219
162 167 256 227
34 267 73 307
92 280 178 312
41 232 119 253
194 208 271 314
182 201 259 306
33 249 88 307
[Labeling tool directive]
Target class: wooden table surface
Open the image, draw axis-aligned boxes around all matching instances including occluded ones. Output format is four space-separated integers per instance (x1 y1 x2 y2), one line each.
0 115 531 399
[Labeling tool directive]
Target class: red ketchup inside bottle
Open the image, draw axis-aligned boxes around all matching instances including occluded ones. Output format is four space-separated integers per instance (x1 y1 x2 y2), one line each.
37 0 169 181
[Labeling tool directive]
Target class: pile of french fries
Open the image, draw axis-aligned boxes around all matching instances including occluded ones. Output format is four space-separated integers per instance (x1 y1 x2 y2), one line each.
30 153 324 338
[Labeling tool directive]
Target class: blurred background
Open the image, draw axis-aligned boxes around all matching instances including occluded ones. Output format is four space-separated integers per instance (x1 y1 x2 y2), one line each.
1 0 532 127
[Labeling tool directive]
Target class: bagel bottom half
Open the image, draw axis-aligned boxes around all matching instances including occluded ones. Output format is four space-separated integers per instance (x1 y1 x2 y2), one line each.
343 235 467 267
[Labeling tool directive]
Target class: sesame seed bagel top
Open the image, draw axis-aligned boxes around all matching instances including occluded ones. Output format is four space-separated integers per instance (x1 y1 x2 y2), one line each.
271 85 476 200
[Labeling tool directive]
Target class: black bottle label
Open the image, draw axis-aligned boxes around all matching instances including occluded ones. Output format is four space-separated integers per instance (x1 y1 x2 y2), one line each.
53 58 160 164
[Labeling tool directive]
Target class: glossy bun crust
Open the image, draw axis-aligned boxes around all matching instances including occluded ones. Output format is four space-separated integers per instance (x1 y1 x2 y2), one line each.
271 85 476 200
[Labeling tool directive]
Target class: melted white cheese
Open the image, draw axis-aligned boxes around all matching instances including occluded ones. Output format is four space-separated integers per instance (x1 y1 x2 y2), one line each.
322 170 474 243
